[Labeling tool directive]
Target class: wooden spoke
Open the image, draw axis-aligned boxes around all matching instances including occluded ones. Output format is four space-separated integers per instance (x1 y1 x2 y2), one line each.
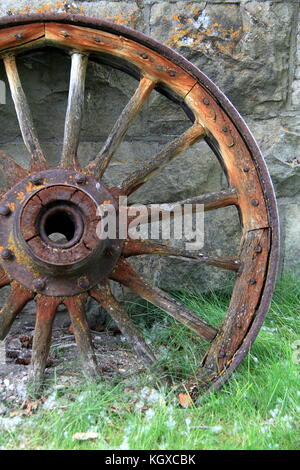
123 239 241 272
126 188 238 226
28 296 60 394
3 55 47 172
159 188 238 213
120 123 206 195
63 294 99 379
0 281 34 340
90 282 157 367
88 76 156 179
61 52 89 169
0 267 10 288
111 258 218 341
0 150 28 187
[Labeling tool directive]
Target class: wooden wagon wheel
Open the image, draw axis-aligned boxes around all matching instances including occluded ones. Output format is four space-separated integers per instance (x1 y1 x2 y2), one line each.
0 14 279 396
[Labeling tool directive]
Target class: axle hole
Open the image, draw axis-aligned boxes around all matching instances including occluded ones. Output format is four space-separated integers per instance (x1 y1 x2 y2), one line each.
39 203 84 249
44 210 76 244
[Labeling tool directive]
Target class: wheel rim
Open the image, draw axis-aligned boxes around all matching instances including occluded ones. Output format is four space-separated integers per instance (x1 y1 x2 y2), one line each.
0 13 280 396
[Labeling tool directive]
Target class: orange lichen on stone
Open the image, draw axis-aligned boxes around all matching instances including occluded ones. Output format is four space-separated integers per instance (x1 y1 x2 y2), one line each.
98 10 140 28
167 11 244 55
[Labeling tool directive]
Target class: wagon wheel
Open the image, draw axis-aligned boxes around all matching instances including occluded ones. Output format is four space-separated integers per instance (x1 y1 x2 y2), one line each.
0 14 279 396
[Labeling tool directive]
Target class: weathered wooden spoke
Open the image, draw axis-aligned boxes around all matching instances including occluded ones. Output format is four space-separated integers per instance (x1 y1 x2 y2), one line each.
90 282 157 367
88 76 156 179
3 55 47 172
127 188 238 226
111 258 218 341
120 123 206 195
63 294 99 379
0 16 278 398
123 239 240 272
170 188 238 211
28 296 61 394
0 282 34 340
61 52 89 169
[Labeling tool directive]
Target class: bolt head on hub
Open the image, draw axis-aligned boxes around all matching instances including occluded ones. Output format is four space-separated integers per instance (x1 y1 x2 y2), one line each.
33 279 46 291
0 205 11 216
31 174 44 186
75 173 87 184
1 248 13 260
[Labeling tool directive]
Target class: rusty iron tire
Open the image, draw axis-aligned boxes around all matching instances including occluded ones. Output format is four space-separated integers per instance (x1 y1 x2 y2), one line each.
0 14 279 397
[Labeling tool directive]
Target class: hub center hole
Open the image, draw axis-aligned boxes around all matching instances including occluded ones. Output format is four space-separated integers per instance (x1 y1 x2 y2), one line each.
45 210 76 244
39 202 84 248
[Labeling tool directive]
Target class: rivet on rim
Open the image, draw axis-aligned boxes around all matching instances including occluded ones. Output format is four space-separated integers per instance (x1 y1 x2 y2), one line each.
15 33 24 40
255 245 262 253
249 278 257 285
60 30 70 38
141 53 148 59
251 199 259 207
168 70 176 77
203 98 210 105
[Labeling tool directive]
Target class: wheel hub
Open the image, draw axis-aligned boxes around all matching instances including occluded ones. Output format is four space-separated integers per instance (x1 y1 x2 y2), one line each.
0 168 123 296
38 201 85 250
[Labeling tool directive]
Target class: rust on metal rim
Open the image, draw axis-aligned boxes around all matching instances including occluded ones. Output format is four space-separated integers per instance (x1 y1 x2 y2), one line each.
0 13 279 395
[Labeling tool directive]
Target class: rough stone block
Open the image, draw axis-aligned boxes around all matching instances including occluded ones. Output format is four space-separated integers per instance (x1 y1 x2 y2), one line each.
150 1 293 116
245 116 300 198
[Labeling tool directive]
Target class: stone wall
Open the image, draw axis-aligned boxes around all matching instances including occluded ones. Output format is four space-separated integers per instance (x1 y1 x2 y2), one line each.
0 0 299 295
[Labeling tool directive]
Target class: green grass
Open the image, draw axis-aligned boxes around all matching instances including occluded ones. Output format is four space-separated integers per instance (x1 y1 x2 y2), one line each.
0 275 299 450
